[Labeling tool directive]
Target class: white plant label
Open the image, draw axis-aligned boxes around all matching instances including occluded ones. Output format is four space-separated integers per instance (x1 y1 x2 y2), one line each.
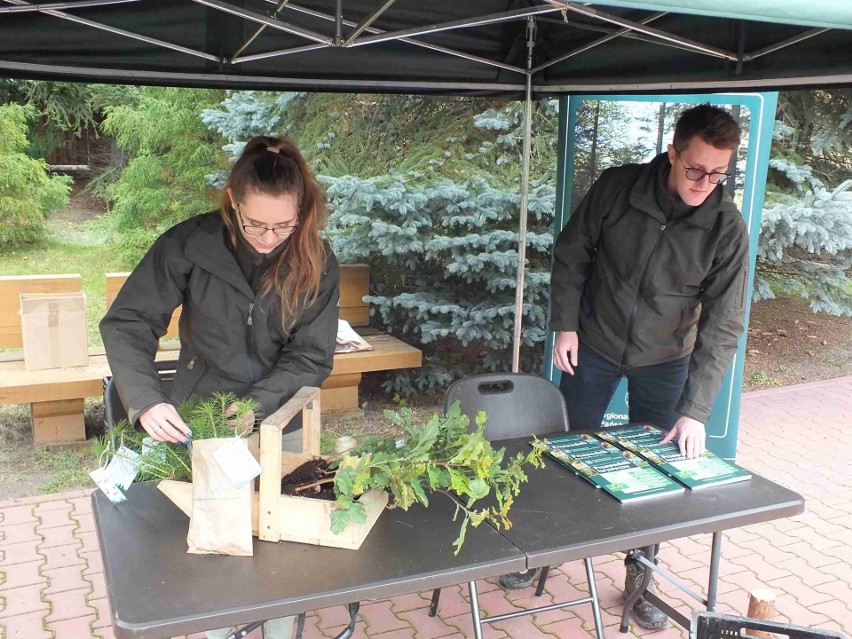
105 446 142 490
212 437 262 489
89 467 127 504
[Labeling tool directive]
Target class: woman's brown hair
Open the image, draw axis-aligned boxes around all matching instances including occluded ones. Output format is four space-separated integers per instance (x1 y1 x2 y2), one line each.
220 136 327 331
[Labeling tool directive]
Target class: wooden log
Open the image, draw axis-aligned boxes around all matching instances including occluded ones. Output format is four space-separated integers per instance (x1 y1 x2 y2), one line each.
746 588 777 638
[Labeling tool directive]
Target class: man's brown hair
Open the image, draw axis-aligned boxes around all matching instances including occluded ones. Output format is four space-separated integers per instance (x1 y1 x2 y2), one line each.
673 104 741 151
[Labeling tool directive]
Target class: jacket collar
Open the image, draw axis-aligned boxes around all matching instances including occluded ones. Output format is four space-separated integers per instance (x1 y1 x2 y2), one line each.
185 213 255 300
629 152 735 230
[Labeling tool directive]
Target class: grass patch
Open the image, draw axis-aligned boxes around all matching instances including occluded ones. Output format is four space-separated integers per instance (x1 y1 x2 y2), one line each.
750 371 782 387
0 402 105 499
0 217 126 348
36 449 97 494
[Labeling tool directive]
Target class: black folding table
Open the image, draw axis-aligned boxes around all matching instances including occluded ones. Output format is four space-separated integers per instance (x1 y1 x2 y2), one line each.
469 437 805 637
93 442 804 639
92 483 526 639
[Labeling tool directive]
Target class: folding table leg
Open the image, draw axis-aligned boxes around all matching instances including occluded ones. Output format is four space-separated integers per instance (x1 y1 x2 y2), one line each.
294 613 307 638
429 587 441 617
584 557 606 639
225 621 265 638
621 539 724 633
468 580 485 639
707 532 722 612
331 602 360 639
534 565 550 596
227 615 302 639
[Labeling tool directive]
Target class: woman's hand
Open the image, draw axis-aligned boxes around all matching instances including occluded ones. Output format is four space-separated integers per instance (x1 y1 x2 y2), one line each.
139 403 191 443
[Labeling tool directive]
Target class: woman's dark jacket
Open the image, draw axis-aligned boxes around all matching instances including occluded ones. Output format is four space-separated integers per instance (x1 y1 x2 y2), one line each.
550 153 749 424
100 212 340 424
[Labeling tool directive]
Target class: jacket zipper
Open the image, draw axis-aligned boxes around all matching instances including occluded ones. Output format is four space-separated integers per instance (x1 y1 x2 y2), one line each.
621 223 666 368
245 301 258 383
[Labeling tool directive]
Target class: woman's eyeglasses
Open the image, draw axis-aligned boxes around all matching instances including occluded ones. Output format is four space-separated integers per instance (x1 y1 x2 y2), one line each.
676 154 731 185
236 205 299 238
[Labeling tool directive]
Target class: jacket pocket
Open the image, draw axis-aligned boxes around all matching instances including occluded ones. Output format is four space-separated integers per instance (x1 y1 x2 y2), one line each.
171 355 208 406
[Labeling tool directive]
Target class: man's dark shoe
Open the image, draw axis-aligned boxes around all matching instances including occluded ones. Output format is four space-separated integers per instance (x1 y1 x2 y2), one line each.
624 558 669 630
498 568 540 590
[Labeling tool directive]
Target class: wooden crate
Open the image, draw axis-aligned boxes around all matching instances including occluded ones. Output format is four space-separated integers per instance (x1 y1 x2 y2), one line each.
158 386 388 550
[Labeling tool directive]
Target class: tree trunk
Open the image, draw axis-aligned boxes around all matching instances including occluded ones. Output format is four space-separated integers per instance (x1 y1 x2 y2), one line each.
588 102 600 184
655 102 666 156
725 104 741 199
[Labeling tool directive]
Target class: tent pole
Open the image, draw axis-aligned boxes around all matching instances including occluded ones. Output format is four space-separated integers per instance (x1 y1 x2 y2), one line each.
545 1 736 61
512 16 536 373
533 12 667 74
231 0 291 60
245 2 525 73
347 5 558 48
3 0 219 62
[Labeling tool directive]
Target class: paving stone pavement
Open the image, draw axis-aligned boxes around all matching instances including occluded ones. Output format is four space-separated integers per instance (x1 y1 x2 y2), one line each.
1 376 850 639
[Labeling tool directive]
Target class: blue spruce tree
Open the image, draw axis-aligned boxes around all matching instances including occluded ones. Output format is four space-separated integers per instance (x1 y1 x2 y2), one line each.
756 90 851 316
202 93 649 394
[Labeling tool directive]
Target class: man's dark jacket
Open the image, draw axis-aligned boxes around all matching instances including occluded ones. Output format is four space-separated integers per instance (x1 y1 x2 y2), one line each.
100 212 340 424
550 153 749 423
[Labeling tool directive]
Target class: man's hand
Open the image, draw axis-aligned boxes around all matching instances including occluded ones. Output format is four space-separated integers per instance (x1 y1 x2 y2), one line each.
553 331 579 375
138 403 191 443
660 416 706 458
225 404 256 436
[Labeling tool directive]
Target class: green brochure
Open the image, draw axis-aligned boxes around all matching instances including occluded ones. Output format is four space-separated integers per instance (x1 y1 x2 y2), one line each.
596 425 752 490
539 433 684 502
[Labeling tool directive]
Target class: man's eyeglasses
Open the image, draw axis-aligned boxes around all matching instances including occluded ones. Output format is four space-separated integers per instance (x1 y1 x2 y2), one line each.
236 205 299 238
676 154 731 185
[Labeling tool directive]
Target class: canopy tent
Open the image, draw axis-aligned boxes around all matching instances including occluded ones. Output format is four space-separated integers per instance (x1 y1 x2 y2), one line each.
2 0 850 369
1 0 850 95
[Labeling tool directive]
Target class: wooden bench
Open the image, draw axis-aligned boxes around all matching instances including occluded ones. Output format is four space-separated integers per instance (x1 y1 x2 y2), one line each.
0 266 421 444
103 265 417 410
0 275 88 443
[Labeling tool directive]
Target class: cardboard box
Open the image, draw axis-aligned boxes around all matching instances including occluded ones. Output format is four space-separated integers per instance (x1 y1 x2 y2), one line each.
20 291 89 370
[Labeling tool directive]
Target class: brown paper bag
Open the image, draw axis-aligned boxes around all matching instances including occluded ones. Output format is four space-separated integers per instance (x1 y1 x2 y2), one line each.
20 291 88 370
187 438 254 556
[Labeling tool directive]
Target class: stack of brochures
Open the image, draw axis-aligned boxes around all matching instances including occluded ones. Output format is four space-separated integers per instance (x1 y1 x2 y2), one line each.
538 425 752 503
335 319 373 353
595 424 752 490
540 433 684 502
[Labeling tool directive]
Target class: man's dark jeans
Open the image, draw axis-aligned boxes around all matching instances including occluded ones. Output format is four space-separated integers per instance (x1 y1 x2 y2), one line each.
558 343 690 431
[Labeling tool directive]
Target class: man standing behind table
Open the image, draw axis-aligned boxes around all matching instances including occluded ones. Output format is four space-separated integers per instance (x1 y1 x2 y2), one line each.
548 104 749 629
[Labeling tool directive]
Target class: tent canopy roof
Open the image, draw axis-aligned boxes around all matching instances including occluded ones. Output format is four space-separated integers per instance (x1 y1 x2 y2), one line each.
1 0 850 96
